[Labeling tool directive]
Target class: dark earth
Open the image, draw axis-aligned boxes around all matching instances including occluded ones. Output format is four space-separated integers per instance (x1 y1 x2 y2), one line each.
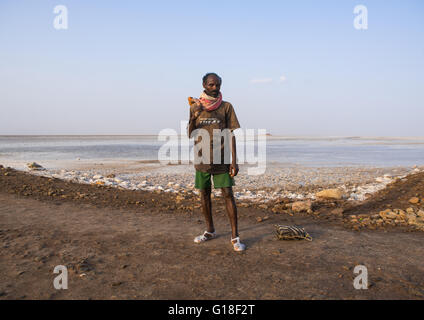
1 165 423 299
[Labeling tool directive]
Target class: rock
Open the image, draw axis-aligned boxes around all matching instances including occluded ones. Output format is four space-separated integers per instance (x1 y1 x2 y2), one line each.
27 162 45 171
316 189 343 200
406 207 415 214
256 217 263 222
417 210 424 218
258 204 268 209
106 174 116 178
409 197 420 204
379 209 397 220
330 208 344 215
291 200 312 213
395 209 406 216
111 281 123 287
406 213 417 224
175 195 185 203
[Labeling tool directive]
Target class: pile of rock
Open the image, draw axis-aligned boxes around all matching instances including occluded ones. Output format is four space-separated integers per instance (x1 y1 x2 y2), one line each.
262 188 345 216
346 197 424 231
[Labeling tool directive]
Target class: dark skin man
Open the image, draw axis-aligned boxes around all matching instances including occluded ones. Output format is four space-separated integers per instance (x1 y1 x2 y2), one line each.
189 74 244 251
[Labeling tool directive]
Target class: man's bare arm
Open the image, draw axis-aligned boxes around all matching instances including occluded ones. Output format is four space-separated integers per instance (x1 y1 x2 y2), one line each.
230 133 239 177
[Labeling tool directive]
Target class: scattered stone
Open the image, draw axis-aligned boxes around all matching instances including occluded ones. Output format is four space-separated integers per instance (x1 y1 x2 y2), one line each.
175 195 185 203
379 209 397 220
77 258 93 272
111 281 123 287
291 201 312 213
330 208 344 215
406 207 415 214
409 197 420 204
316 189 343 200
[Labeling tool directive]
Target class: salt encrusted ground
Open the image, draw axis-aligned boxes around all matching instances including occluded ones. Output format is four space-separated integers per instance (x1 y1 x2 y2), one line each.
11 159 422 202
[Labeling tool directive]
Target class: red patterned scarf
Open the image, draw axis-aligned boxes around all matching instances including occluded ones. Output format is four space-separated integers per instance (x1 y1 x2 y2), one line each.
199 91 223 111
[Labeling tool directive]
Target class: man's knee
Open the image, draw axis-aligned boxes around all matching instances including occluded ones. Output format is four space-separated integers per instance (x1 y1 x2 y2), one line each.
221 187 233 199
200 187 211 197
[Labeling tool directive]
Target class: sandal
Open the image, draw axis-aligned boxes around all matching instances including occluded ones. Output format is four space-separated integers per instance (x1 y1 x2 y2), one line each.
231 237 246 252
194 231 216 243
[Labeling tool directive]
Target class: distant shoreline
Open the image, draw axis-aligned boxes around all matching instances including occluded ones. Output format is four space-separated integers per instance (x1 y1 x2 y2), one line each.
1 134 424 141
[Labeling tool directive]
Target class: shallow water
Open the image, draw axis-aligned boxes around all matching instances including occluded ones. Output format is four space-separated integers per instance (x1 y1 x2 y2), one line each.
1 135 424 167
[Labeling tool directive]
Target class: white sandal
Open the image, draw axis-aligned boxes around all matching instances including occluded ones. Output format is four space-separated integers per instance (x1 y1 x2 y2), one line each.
231 237 246 252
194 231 216 243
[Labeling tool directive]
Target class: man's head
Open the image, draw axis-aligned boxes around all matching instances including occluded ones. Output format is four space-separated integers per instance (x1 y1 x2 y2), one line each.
202 73 222 98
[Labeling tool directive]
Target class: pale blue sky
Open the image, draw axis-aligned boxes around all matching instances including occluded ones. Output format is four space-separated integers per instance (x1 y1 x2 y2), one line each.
0 0 423 135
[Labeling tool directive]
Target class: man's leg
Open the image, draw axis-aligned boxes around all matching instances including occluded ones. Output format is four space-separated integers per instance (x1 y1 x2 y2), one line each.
221 187 238 239
200 186 215 235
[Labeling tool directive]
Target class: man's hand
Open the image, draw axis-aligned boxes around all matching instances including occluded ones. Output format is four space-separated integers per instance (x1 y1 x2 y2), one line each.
229 162 239 178
192 98 203 112
190 99 203 120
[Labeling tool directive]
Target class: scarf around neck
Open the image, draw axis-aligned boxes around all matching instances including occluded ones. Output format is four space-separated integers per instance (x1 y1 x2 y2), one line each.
199 91 223 111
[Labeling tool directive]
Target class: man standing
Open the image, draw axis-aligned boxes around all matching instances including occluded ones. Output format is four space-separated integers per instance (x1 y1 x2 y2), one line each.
188 73 246 252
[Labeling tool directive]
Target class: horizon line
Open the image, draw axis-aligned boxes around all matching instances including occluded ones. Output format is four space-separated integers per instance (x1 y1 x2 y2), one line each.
1 134 424 140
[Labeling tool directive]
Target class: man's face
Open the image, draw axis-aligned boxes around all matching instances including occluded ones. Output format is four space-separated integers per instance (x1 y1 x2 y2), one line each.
203 76 221 97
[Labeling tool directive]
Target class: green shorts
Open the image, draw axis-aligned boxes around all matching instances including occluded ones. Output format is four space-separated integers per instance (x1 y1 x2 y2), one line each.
195 171 235 189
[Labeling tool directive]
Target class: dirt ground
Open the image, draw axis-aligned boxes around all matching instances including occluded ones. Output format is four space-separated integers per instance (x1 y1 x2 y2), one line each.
0 166 424 299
